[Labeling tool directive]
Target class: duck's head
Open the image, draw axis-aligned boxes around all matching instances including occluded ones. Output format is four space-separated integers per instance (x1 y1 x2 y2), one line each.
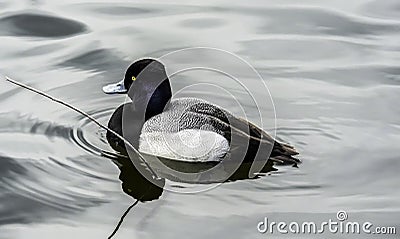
103 58 172 120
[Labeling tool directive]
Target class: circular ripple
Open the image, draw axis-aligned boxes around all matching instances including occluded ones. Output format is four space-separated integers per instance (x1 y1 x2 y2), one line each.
71 108 117 157
0 12 88 38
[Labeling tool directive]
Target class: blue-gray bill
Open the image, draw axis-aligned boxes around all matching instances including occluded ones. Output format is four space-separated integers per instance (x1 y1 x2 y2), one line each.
102 79 127 94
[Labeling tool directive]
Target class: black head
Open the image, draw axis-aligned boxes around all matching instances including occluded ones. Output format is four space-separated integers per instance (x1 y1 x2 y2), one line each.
103 58 172 120
123 58 167 92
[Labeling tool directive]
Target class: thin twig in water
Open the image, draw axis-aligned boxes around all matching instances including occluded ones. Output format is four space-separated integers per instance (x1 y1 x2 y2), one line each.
108 199 140 239
107 178 158 238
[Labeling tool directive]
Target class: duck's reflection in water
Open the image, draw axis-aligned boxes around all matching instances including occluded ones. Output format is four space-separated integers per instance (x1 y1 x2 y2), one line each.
103 150 279 202
103 152 165 202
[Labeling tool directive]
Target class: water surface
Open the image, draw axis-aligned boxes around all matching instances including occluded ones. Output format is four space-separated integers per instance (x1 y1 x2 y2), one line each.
0 0 399 238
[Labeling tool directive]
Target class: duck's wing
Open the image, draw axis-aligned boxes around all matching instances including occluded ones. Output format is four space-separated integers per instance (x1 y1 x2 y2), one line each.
179 98 300 165
238 117 300 165
204 114 300 165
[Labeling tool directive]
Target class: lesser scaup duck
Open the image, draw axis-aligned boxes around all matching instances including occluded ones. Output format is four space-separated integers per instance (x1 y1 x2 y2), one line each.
103 59 300 166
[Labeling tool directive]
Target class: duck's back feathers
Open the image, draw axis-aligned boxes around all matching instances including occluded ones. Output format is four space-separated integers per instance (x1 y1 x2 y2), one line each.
140 97 299 165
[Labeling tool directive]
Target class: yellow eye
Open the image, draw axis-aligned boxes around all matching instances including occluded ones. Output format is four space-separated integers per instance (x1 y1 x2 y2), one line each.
132 76 136 81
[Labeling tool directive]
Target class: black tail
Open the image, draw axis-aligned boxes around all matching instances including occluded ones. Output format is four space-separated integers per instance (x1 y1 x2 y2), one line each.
270 141 301 165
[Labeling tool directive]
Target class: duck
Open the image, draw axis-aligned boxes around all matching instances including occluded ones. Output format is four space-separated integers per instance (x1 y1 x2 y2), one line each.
102 58 300 169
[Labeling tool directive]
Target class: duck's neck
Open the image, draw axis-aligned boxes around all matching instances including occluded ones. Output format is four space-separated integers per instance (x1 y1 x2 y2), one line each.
132 79 172 121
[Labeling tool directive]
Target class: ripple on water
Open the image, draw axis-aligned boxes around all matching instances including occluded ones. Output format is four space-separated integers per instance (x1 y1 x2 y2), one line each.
59 48 127 73
77 2 197 18
363 0 400 20
243 7 400 36
180 18 225 29
0 12 88 38
92 5 154 15
283 65 400 87
71 108 116 156
0 112 115 225
239 38 372 63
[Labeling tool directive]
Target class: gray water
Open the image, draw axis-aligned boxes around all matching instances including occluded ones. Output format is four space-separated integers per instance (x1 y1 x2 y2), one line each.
0 0 399 238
